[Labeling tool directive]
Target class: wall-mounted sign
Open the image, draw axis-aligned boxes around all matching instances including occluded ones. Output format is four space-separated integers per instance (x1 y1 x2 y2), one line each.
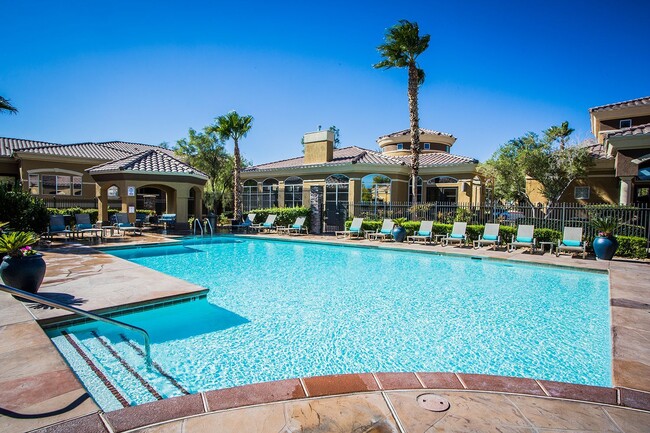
127 186 136 197
128 206 135 214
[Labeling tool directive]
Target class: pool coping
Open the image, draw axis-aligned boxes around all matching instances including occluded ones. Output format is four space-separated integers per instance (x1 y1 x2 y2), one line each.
2 232 649 432
34 373 650 433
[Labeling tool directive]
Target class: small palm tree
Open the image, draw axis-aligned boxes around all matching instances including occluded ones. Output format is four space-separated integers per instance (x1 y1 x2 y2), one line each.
0 96 18 114
214 111 253 220
374 20 430 206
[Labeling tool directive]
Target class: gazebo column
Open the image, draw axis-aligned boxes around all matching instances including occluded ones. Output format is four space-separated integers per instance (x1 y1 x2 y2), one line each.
118 180 137 223
96 184 109 223
173 189 190 227
619 176 633 205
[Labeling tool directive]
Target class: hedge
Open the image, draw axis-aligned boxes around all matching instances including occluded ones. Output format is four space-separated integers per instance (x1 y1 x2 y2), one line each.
249 207 311 231
609 236 647 260
0 184 49 233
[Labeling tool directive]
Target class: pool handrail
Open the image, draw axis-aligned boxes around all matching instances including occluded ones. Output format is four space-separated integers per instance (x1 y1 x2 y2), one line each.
204 217 213 236
0 282 152 368
193 218 203 236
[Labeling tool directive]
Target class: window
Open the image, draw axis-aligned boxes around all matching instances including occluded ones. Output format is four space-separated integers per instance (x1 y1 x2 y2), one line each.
428 176 458 184
243 180 258 211
261 179 279 208
574 186 590 200
361 174 391 203
28 174 39 194
28 173 84 195
445 145 450 152
108 186 119 197
423 143 430 150
396 143 403 150
284 177 303 207
620 119 632 128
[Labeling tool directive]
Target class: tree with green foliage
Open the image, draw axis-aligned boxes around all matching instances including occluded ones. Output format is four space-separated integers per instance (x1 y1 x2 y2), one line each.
374 20 430 206
212 111 253 220
0 96 18 114
176 128 232 213
0 183 49 233
478 122 593 208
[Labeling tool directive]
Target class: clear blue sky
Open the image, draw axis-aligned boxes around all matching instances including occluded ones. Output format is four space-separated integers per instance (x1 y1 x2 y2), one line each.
2 0 649 164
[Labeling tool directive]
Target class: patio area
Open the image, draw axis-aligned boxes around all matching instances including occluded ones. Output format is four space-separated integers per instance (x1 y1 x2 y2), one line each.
0 232 649 432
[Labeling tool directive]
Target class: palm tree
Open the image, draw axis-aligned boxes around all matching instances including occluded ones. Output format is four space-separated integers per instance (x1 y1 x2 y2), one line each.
0 96 18 114
374 20 430 206
544 121 574 151
214 111 253 220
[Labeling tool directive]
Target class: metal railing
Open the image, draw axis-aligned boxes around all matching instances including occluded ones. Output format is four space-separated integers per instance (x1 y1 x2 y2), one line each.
348 201 650 243
204 217 214 235
193 218 203 236
0 283 152 368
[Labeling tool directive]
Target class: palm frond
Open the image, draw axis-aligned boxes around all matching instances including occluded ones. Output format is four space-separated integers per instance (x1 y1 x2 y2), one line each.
0 96 18 114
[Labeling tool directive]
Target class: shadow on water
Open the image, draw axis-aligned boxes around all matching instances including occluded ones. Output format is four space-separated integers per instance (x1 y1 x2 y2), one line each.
66 299 249 344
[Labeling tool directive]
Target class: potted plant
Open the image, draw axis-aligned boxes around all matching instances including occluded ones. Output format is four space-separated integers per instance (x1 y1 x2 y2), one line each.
391 217 408 242
0 231 46 293
591 216 619 261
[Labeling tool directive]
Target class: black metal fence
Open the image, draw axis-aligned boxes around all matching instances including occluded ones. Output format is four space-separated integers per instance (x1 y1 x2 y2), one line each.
350 201 650 242
43 196 122 209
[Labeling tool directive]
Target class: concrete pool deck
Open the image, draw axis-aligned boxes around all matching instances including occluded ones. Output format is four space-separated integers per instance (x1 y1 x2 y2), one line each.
0 232 649 432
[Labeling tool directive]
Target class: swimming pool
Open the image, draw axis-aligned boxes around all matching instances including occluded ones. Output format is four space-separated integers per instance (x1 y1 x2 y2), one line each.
47 237 611 411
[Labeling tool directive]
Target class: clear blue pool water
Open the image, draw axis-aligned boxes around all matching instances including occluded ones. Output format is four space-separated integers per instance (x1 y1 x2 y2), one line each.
48 237 611 411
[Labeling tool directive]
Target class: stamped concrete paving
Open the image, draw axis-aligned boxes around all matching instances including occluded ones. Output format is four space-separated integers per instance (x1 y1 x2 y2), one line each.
1 232 649 432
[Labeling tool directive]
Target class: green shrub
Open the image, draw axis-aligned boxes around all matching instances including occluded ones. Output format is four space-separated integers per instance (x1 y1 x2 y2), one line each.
0 184 49 233
249 207 311 231
614 236 647 259
533 228 562 243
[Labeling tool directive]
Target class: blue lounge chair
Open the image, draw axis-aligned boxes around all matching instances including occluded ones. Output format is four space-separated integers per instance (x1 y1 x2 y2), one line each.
442 222 467 247
335 218 364 239
407 221 433 244
42 215 72 239
556 227 587 259
73 214 102 239
114 213 143 236
507 224 536 253
366 219 395 241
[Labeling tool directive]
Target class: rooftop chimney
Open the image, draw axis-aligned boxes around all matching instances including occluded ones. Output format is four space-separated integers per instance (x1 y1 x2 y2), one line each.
303 130 334 164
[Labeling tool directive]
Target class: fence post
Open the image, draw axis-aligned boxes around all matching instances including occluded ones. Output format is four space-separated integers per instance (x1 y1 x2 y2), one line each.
561 203 566 229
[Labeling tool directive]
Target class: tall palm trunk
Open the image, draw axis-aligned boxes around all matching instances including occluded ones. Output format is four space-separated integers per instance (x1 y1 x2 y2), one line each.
233 140 242 220
408 63 420 206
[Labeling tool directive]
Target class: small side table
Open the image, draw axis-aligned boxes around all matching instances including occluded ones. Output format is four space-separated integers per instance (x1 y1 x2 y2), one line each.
539 241 554 254
434 234 446 244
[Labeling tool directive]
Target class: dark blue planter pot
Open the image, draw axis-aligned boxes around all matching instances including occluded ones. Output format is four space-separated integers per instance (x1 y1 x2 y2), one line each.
0 253 47 293
593 236 618 261
392 226 407 242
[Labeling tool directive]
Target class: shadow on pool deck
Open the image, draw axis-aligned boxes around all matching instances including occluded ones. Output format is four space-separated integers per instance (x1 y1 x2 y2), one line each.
1 231 649 432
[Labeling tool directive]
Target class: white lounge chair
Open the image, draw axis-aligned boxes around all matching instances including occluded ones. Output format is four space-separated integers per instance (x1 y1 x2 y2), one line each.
474 223 501 250
252 214 277 233
366 219 394 241
442 222 467 247
507 224 536 253
556 227 587 259
407 221 433 244
335 218 364 239
277 216 308 235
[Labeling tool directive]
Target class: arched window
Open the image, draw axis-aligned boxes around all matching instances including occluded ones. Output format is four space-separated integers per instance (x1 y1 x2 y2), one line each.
107 185 119 198
361 174 391 203
427 176 458 185
284 177 303 207
262 178 279 208
325 174 349 205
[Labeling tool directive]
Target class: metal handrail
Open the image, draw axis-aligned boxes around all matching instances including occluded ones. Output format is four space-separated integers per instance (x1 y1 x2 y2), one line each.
193 218 203 236
0 283 152 368
204 218 213 236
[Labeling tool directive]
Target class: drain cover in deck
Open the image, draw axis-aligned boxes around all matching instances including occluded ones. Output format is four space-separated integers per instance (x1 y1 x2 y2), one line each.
417 393 450 412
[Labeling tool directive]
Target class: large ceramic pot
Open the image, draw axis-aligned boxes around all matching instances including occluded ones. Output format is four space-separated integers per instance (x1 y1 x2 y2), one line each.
0 253 47 293
592 236 618 261
392 226 407 243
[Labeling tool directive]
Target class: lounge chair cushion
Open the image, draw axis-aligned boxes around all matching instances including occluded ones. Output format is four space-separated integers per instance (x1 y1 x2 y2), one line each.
77 223 93 230
484 234 498 241
263 223 272 227
350 228 360 232
563 240 582 247
380 229 392 234
418 231 430 236
516 237 532 243
292 224 301 229
450 234 464 239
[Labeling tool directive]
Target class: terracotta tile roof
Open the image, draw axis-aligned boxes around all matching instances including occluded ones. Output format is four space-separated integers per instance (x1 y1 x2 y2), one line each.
604 122 650 138
245 146 475 172
582 140 611 160
589 96 650 113
87 149 207 178
377 128 455 141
